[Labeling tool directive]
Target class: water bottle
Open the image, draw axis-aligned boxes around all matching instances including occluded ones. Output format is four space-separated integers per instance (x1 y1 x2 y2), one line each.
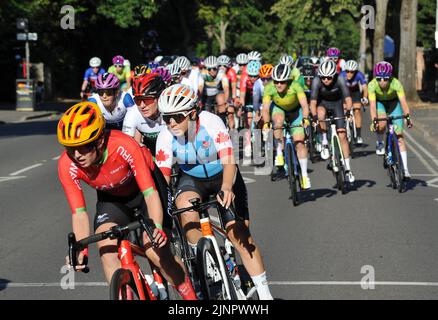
222 246 241 289
153 269 169 300
145 274 159 298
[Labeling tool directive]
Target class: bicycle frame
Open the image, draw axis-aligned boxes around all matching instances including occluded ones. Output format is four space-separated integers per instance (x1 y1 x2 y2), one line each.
284 128 300 177
385 122 399 166
329 122 345 172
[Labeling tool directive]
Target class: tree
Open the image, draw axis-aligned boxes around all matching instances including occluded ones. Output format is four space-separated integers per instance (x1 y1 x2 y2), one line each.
96 0 158 28
373 0 388 65
399 0 419 101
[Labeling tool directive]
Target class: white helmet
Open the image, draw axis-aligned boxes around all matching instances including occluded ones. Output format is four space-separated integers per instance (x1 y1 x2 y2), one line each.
272 64 291 81
345 60 359 71
167 63 181 77
158 84 197 114
173 56 191 72
204 56 218 69
248 51 262 61
318 60 337 77
279 54 293 66
217 55 231 66
123 59 130 68
154 55 164 63
236 53 249 65
89 57 101 68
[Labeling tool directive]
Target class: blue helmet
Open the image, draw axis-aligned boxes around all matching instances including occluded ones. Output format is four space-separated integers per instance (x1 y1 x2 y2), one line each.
247 60 262 76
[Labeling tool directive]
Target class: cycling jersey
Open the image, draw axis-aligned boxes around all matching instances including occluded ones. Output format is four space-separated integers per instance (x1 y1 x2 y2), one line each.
310 75 350 102
339 71 367 92
88 91 135 130
58 130 157 215
108 65 131 83
291 67 301 82
239 74 256 105
252 78 265 112
235 66 247 97
83 67 106 87
368 77 405 102
226 68 237 84
122 107 165 155
337 59 346 73
199 71 229 97
155 111 233 179
181 68 201 94
263 81 306 112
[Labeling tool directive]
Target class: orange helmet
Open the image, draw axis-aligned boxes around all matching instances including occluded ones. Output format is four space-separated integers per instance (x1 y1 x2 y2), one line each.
57 102 105 147
259 64 273 78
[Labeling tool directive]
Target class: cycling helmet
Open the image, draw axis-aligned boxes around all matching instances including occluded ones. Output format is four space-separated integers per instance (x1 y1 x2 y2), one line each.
151 67 172 85
154 55 164 64
134 64 151 77
373 61 393 77
95 73 120 89
326 47 341 58
148 62 160 70
345 60 359 72
132 73 166 98
158 84 197 114
247 60 262 76
123 59 131 68
236 53 249 65
302 65 316 78
57 101 105 147
272 64 291 81
309 56 319 66
259 64 273 78
217 55 231 66
173 56 191 71
318 60 337 77
89 57 101 68
204 56 218 69
167 64 182 77
279 54 294 66
112 55 125 66
248 51 262 61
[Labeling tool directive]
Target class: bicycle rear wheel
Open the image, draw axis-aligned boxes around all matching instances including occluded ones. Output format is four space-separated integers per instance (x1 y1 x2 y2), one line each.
306 126 317 163
347 121 355 158
286 143 299 206
196 238 237 300
333 138 346 194
110 268 148 300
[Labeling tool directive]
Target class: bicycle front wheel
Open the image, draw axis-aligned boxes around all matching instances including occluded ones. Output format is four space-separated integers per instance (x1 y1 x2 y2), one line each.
286 143 300 206
110 268 148 300
392 137 405 193
196 238 237 300
333 138 346 194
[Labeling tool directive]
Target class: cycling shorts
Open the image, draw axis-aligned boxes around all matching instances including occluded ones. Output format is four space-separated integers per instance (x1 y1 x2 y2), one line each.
377 100 403 134
318 99 345 129
174 167 249 226
272 105 304 136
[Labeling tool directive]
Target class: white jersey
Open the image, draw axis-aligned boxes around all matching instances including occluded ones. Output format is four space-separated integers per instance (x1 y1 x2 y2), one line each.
198 69 228 97
89 91 134 130
181 68 201 94
122 106 165 154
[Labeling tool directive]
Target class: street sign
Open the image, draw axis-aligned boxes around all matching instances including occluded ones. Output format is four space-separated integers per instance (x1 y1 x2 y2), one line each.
27 33 38 41
16 33 27 41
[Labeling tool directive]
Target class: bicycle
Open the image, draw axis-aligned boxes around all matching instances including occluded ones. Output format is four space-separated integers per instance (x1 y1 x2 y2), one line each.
171 192 258 300
345 111 357 157
280 123 305 206
320 115 349 194
305 119 319 163
68 210 166 300
374 115 409 193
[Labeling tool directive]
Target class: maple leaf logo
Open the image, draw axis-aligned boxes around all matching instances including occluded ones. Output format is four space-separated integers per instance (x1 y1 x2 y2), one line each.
215 132 230 144
155 149 169 163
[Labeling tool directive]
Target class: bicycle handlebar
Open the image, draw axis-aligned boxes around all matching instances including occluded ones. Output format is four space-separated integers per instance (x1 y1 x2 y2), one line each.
375 115 408 122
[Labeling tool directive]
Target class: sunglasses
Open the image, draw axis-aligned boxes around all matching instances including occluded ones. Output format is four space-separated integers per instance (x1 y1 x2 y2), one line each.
207 68 218 72
97 89 116 96
274 80 287 85
134 96 156 106
115 64 123 68
376 77 390 82
66 142 96 155
261 77 272 82
238 64 247 67
249 75 258 79
346 70 356 74
162 110 194 125
320 76 333 81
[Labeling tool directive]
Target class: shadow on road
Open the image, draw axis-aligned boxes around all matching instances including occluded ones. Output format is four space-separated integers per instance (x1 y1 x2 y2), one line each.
404 178 428 192
352 150 376 159
300 188 337 203
0 279 11 291
349 179 376 192
0 120 58 138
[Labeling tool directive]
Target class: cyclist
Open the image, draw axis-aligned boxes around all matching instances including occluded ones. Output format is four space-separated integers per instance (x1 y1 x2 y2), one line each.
151 67 172 87
326 47 346 74
58 102 197 300
310 59 355 183
122 73 166 155
218 55 238 130
239 60 262 158
340 60 368 144
253 64 273 127
155 84 274 300
262 64 312 187
369 61 413 179
166 64 183 85
80 57 105 100
198 56 230 124
88 73 134 130
278 54 303 86
108 55 132 91
174 56 200 94
309 56 320 73
234 53 249 108
302 64 316 102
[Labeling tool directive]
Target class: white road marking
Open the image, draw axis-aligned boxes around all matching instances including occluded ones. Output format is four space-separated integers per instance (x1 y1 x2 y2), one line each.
405 131 438 170
0 282 108 288
52 155 61 160
411 174 438 177
269 281 438 287
405 140 438 175
426 177 438 189
242 176 256 184
9 163 43 176
0 176 26 183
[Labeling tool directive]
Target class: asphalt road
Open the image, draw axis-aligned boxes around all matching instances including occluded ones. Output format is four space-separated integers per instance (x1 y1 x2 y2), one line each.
1 112 438 300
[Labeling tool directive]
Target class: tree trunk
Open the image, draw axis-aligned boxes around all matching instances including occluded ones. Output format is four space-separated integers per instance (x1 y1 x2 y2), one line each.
218 19 228 53
399 0 419 101
359 21 367 73
170 0 191 55
373 0 389 65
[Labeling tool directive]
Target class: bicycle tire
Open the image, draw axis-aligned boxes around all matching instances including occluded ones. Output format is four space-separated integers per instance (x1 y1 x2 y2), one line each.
196 238 237 300
347 121 355 158
333 137 346 194
392 137 405 193
110 268 148 300
306 126 317 163
286 143 299 206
